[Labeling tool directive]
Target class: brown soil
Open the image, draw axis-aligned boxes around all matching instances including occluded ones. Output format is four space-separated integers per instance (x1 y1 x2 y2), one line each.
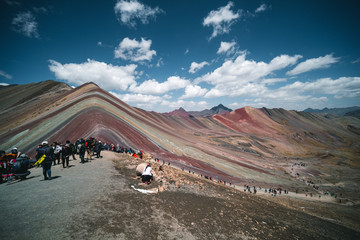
70 152 360 240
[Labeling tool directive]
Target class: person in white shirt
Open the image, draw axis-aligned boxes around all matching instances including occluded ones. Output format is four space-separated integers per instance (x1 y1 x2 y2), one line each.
141 163 153 184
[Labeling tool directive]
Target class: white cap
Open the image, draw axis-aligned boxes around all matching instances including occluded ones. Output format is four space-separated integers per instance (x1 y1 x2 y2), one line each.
42 140 48 145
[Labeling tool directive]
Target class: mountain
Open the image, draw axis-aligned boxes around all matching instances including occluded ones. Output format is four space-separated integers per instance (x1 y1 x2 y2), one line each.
1 81 359 196
189 104 232 117
304 106 360 116
163 107 192 117
211 103 233 113
163 104 232 117
345 109 360 118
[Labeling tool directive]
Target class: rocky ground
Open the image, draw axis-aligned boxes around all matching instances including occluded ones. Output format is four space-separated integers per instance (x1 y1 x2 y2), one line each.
1 151 359 240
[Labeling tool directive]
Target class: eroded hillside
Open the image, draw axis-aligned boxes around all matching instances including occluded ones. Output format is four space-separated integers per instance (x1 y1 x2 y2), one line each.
1 81 359 202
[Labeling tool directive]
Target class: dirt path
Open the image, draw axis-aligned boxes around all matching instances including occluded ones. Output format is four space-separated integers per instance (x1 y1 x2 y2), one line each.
0 151 124 240
1 151 359 240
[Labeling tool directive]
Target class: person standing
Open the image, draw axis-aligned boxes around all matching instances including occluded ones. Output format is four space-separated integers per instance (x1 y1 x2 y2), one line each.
94 140 102 158
62 143 70 168
51 143 56 165
36 141 54 180
85 139 92 160
66 140 77 160
79 140 86 164
54 142 62 165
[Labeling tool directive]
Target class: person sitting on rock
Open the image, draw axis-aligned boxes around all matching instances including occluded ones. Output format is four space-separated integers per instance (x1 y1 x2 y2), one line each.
142 163 153 184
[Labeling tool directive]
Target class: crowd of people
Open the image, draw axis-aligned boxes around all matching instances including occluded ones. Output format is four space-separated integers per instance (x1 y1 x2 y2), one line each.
103 144 144 159
1 137 147 183
34 137 110 180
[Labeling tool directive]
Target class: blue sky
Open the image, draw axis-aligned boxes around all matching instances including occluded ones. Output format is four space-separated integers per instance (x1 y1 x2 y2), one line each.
1 0 360 112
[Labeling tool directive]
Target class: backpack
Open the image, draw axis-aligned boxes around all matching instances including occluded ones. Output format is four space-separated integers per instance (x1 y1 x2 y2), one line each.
12 161 22 172
37 147 47 159
63 145 70 156
54 145 62 154
70 143 75 153
35 146 51 166
77 143 82 153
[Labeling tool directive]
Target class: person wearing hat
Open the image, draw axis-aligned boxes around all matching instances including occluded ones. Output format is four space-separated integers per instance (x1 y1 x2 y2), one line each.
11 147 21 158
141 162 153 184
36 140 54 180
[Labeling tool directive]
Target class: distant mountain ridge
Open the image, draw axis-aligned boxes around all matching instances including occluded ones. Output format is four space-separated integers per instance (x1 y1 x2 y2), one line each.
162 107 191 117
163 104 233 117
210 104 233 114
189 104 233 117
304 106 360 117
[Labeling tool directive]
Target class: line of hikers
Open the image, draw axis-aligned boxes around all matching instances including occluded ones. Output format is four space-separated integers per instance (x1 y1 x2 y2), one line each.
35 137 145 181
104 143 144 159
1 136 145 182
35 137 105 180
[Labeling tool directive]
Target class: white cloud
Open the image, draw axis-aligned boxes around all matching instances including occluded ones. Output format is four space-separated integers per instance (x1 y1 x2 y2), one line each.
12 11 39 38
4 0 21 6
241 77 360 110
114 37 156 62
197 53 301 86
0 83 10 86
97 41 113 48
110 91 163 110
255 4 268 13
194 53 301 98
217 41 236 54
184 49 189 55
33 6 48 14
156 57 164 67
161 99 209 111
180 85 208 99
205 82 268 98
110 91 208 112
48 59 138 91
262 78 287 85
352 58 360 64
203 1 240 40
129 76 190 95
110 92 162 104
189 61 210 74
279 77 360 97
229 102 241 108
114 0 163 27
287 54 339 76
0 70 13 79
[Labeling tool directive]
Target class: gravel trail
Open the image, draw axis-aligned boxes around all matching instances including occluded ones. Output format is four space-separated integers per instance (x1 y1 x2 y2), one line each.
0 151 124 240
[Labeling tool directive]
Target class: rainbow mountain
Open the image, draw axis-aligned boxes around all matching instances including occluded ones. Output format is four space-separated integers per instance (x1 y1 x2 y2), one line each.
1 80 359 187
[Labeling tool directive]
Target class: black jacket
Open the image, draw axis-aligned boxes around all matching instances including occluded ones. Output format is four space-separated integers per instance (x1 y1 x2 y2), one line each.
36 146 54 163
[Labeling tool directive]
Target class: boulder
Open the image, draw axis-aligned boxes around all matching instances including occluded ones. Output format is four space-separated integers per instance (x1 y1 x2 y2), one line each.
136 163 148 176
